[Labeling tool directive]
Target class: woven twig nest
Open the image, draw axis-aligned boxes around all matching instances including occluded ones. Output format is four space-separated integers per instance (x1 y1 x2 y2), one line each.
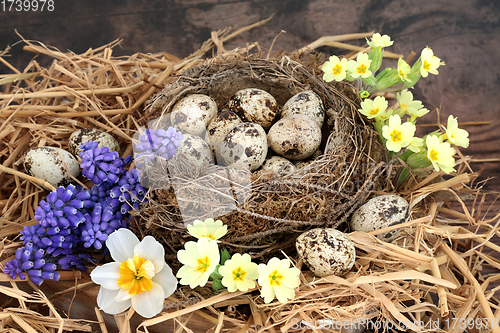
137 51 389 261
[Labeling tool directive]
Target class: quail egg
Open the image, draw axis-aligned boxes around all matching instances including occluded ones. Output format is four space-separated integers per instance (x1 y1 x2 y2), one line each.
170 94 218 136
217 122 268 172
205 110 242 152
268 114 322 160
24 147 80 188
281 90 325 128
170 134 214 169
68 128 120 158
349 194 410 242
228 88 279 131
261 156 296 175
296 228 356 277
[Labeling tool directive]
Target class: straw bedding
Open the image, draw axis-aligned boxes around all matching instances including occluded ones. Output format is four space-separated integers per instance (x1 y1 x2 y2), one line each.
0 25 499 333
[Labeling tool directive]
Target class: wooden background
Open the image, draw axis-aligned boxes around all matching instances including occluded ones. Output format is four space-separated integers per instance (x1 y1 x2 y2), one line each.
0 0 499 331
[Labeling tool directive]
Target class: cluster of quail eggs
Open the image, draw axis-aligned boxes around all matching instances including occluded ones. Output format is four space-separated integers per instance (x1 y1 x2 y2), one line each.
23 129 120 189
168 88 326 174
295 194 410 277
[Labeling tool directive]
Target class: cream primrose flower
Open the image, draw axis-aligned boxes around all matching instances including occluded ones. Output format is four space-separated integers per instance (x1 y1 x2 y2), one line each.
176 237 220 288
322 56 348 82
90 229 177 318
397 58 411 82
187 218 228 241
366 33 394 48
258 257 300 304
420 47 442 77
375 107 394 122
219 253 259 292
426 135 456 173
347 53 372 79
444 115 470 148
382 115 416 152
358 96 388 119
397 90 428 119
408 137 425 153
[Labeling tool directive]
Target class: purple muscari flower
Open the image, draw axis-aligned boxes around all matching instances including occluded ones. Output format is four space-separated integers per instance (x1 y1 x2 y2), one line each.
134 127 183 169
79 203 125 250
34 185 87 229
3 242 61 285
80 140 125 185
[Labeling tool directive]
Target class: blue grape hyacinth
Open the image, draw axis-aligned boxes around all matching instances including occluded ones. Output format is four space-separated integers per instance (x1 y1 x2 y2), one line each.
134 127 183 169
3 242 60 285
80 140 125 185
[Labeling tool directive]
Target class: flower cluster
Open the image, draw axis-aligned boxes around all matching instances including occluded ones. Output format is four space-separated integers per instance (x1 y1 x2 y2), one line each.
134 127 183 170
176 218 301 303
321 33 445 97
321 32 469 180
3 141 146 285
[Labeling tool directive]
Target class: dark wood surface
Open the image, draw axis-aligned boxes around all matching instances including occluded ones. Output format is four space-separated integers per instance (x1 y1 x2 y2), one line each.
1 0 499 332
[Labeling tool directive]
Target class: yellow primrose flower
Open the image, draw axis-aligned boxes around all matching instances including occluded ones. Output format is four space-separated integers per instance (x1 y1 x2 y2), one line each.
366 33 393 48
397 90 428 119
187 218 228 241
258 257 300 304
382 115 416 152
444 115 470 148
420 47 442 77
90 229 177 318
408 137 425 153
397 58 411 82
322 55 349 82
426 135 456 173
347 53 372 79
219 253 259 292
375 107 394 122
176 237 220 288
358 96 388 119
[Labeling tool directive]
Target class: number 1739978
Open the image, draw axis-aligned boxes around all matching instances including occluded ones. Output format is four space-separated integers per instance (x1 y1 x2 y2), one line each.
1 0 54 11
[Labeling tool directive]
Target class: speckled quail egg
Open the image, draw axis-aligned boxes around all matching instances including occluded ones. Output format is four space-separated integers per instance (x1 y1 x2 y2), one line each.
68 128 120 158
262 156 296 175
281 90 325 128
296 228 356 277
228 88 279 131
205 110 242 152
170 134 214 169
170 94 218 136
24 147 80 188
268 114 322 160
217 122 268 172
350 195 410 242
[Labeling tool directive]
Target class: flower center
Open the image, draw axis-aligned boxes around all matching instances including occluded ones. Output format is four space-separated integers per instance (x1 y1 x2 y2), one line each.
117 254 155 296
332 64 342 75
196 256 210 273
429 149 439 161
423 60 431 70
269 270 284 287
357 63 367 74
369 108 379 116
202 233 215 240
399 69 406 78
390 129 403 142
232 267 246 281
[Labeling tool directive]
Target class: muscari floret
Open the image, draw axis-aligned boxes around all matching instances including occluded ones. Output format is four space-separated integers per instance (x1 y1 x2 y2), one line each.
134 127 183 169
80 140 125 185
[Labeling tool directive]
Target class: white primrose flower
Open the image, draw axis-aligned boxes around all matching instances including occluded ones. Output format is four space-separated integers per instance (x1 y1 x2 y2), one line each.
90 229 177 318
